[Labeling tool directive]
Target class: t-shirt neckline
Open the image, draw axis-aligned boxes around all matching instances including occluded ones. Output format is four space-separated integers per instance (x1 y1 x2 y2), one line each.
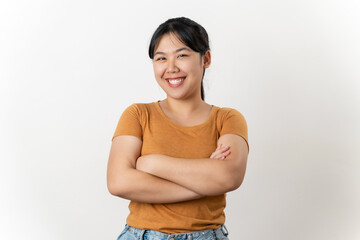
154 100 217 129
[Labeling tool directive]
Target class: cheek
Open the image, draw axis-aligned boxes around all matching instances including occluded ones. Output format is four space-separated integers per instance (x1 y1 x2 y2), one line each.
182 61 203 76
153 65 165 78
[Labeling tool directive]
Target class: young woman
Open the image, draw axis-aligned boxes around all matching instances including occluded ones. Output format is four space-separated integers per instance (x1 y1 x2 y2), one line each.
107 17 249 240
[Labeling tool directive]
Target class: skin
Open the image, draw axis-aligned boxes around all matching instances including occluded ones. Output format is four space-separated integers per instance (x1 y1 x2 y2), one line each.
107 33 249 203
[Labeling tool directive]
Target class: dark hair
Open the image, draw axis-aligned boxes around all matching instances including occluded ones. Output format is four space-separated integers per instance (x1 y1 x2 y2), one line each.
148 17 210 101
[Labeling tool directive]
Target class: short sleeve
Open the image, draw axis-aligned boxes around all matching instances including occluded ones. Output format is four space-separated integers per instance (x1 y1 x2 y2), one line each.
219 108 249 151
112 104 143 141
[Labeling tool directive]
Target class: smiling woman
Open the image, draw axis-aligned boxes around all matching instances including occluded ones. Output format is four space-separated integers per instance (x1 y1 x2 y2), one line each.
107 17 249 240
152 33 210 101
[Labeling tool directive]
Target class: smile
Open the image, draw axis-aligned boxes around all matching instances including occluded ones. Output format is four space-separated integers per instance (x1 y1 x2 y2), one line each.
166 77 185 88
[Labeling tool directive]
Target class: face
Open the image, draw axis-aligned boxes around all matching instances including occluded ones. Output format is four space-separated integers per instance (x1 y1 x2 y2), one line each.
152 33 211 101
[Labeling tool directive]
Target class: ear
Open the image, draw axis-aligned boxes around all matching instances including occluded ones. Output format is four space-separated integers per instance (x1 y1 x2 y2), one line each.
202 50 211 68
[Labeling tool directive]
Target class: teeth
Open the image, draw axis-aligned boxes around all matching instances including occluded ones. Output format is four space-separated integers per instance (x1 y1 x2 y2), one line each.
168 78 184 84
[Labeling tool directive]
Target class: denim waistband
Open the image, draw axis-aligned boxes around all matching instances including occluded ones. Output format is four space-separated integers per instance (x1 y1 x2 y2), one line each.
122 224 229 240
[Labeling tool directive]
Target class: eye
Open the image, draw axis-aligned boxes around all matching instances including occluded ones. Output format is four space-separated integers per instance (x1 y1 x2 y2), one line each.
178 54 187 58
155 57 166 61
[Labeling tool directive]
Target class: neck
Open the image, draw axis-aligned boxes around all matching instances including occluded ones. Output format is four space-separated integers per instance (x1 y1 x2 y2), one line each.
162 96 205 116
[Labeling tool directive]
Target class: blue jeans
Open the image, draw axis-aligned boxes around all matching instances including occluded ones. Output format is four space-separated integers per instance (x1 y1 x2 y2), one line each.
117 224 230 240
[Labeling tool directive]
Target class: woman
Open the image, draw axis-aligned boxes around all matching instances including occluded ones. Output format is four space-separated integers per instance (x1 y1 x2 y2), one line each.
107 17 249 240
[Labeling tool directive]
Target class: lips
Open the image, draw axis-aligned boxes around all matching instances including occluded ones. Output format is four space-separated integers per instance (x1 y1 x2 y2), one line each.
166 77 185 88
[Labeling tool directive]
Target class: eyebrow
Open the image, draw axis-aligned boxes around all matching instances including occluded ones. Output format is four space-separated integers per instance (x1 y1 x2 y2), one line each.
154 47 191 57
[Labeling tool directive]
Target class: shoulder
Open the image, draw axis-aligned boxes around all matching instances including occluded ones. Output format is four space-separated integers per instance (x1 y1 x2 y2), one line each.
122 102 155 115
213 105 247 122
124 102 149 111
213 105 249 149
113 102 156 141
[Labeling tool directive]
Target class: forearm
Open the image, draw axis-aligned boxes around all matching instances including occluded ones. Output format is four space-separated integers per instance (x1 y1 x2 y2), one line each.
108 167 204 204
137 155 239 196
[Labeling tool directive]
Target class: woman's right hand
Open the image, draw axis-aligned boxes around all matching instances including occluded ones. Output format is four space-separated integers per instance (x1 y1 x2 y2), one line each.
210 144 231 160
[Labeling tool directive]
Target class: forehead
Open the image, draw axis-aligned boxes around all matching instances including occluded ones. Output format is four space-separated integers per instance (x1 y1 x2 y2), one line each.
154 33 189 52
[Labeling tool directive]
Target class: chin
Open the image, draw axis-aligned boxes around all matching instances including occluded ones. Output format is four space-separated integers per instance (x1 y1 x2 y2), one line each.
166 94 186 100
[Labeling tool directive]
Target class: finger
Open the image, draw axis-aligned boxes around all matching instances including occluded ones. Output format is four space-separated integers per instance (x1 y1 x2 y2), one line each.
211 151 224 159
212 146 230 155
211 151 225 158
223 150 231 157
219 146 230 153
212 150 231 160
218 150 231 160
211 145 231 159
211 147 228 158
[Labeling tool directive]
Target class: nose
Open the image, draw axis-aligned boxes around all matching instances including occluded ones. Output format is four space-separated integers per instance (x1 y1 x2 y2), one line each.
166 58 179 73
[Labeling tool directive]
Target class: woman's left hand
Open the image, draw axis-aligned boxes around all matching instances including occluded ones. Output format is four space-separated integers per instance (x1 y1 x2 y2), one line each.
210 144 231 160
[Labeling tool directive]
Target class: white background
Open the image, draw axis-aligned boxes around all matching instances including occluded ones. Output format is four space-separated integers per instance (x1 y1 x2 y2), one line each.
1 0 359 239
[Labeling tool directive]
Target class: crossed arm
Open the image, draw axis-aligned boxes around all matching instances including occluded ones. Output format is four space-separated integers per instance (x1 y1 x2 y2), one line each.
107 134 248 204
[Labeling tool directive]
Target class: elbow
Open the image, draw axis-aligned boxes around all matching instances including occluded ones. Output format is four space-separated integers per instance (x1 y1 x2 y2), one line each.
221 166 246 192
107 182 120 196
224 175 244 192
107 167 137 198
107 177 129 198
107 182 121 197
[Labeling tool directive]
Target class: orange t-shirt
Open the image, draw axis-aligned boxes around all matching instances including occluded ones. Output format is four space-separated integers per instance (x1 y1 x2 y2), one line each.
112 101 249 233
